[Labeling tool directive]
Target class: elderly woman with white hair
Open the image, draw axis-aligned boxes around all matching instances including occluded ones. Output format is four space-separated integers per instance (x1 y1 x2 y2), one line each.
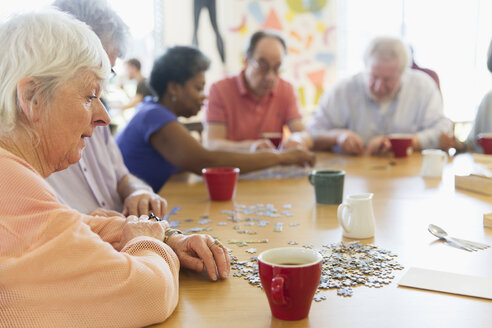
308 36 452 155
0 10 229 328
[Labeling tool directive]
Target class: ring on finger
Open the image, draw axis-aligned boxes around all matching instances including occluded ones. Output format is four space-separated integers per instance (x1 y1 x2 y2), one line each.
148 211 161 222
212 238 226 250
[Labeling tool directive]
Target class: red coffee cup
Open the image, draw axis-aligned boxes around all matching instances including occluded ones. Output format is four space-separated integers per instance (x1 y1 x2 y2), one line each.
258 247 322 321
389 134 413 158
477 133 492 154
262 132 283 149
202 167 240 201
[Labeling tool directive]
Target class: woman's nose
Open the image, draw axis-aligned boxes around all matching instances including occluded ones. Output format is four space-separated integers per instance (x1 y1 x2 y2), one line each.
93 99 111 126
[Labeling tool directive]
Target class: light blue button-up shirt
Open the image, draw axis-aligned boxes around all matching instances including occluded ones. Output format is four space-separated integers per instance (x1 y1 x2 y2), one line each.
308 69 452 149
46 126 128 214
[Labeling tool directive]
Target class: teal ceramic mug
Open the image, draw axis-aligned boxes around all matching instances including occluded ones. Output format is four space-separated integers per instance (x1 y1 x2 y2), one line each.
308 170 345 205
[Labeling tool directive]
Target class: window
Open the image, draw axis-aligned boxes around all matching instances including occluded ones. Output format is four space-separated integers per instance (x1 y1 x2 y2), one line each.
338 0 492 122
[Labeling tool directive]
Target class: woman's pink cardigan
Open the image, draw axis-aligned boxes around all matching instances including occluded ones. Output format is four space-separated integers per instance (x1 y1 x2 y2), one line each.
0 148 180 327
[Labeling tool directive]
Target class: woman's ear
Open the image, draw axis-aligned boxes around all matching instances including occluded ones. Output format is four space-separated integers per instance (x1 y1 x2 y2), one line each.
166 81 183 102
17 77 41 122
167 81 179 95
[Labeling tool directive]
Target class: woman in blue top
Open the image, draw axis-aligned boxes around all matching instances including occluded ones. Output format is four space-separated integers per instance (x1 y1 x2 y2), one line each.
117 46 315 192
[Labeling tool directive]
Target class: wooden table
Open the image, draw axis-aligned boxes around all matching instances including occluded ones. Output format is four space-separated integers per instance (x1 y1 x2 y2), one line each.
154 153 492 328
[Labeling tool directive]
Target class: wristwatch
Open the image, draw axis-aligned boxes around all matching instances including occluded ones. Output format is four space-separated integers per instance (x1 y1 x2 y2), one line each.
163 228 183 244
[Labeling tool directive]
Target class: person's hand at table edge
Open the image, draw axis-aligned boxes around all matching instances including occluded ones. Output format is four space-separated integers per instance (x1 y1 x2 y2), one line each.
165 233 230 281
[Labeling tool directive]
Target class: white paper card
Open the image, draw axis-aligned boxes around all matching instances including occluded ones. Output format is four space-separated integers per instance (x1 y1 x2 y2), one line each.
398 267 492 300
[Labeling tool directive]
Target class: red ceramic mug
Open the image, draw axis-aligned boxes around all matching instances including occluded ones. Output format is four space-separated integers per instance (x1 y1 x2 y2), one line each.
477 133 492 154
388 133 413 158
262 132 283 149
258 247 322 321
202 167 240 201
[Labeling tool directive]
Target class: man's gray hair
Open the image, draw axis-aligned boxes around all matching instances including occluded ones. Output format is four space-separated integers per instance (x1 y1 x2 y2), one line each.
0 9 111 136
53 0 129 58
363 37 410 72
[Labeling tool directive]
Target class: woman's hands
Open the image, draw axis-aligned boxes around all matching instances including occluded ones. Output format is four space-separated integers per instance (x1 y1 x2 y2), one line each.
165 233 230 281
115 215 230 281
114 215 166 251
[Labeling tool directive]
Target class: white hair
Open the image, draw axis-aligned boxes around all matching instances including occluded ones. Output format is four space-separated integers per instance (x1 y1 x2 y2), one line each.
0 9 111 136
53 0 129 58
363 37 410 72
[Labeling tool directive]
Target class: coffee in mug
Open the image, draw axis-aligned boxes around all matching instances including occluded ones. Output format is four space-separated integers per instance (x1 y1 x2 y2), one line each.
258 247 322 321
389 133 413 158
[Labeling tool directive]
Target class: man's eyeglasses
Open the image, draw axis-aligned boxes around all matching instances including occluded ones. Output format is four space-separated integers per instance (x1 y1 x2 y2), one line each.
110 68 116 80
249 57 283 76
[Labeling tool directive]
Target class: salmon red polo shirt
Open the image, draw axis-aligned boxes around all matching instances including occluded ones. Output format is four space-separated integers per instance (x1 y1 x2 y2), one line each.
204 71 302 141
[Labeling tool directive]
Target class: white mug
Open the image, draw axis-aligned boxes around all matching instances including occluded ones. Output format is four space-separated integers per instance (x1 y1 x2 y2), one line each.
421 149 447 178
337 193 375 239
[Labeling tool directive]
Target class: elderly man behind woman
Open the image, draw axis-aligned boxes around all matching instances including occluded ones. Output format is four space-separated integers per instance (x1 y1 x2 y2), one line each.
0 10 229 327
46 0 168 218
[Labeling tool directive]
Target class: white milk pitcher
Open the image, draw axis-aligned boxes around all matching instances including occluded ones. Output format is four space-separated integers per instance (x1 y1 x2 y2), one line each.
421 149 447 178
337 193 375 239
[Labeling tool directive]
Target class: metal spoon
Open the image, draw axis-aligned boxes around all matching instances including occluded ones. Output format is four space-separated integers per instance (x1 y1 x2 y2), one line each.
427 224 474 251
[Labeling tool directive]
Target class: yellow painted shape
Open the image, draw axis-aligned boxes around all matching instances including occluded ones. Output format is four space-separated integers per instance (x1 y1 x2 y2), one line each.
298 86 306 108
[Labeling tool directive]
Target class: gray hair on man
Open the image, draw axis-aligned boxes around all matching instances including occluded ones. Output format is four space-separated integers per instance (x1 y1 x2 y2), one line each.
0 9 111 136
363 36 410 73
53 0 129 59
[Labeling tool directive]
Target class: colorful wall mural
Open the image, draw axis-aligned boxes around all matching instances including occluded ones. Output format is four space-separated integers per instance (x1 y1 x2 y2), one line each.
225 0 337 113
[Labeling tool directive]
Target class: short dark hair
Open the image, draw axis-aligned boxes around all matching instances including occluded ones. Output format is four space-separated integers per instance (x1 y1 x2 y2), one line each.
125 58 141 71
245 30 287 59
149 46 210 99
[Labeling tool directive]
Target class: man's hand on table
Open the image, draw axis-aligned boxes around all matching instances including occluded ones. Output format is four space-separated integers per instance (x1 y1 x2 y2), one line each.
280 138 305 151
250 139 276 152
337 130 364 155
122 189 168 218
365 136 392 155
279 148 316 167
165 233 231 281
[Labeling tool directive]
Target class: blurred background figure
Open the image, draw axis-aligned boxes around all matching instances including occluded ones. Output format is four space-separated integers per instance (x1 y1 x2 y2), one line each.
203 30 313 153
192 0 225 64
112 58 154 111
308 36 451 156
117 46 315 192
440 37 492 153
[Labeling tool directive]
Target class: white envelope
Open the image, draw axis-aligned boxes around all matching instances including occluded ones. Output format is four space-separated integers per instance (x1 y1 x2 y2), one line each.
398 267 492 300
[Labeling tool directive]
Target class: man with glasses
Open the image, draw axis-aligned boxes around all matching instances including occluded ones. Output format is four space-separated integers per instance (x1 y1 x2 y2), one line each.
204 30 312 152
309 36 451 155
